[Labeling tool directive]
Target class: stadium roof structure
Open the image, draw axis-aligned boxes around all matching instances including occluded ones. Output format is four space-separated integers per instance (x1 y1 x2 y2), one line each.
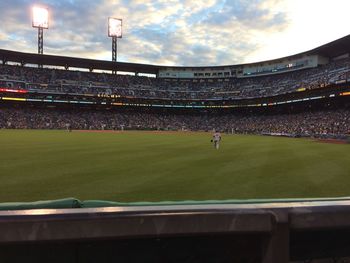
308 34 350 58
0 34 350 73
0 49 161 74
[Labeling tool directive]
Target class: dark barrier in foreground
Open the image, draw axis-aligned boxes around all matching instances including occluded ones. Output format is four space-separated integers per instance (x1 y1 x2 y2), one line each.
0 198 81 210
1 198 350 262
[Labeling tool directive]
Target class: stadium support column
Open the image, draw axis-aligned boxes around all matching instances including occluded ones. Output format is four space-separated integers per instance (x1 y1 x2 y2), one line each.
112 36 117 74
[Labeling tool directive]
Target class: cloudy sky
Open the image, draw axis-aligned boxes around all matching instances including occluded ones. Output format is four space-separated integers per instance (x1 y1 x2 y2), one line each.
0 0 349 66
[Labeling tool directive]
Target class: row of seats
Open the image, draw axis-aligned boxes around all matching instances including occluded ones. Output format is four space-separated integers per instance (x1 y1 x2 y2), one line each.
0 57 349 99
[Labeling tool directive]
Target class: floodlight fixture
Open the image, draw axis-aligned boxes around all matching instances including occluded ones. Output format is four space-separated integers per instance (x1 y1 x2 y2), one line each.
32 6 49 29
108 17 122 38
108 17 122 67
32 6 49 58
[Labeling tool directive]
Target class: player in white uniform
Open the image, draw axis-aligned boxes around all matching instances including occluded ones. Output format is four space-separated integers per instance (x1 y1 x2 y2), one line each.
212 131 221 150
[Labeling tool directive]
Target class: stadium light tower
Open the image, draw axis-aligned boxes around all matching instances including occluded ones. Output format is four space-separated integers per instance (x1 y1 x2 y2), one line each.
108 17 122 73
32 6 49 56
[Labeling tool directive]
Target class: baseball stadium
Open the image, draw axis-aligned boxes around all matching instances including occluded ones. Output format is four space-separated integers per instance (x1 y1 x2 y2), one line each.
1 1 350 262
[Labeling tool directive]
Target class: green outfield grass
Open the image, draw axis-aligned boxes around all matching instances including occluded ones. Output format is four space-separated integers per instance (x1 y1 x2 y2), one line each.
0 129 350 203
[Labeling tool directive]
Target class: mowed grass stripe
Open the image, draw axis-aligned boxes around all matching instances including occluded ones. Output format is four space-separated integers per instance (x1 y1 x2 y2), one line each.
0 130 350 202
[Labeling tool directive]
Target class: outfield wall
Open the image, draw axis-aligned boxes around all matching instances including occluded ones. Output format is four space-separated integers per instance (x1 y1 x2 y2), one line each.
2 198 350 262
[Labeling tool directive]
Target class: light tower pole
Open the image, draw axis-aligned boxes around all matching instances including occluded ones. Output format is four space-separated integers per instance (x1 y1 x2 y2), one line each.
38 27 44 54
32 6 49 67
112 36 117 62
108 17 122 74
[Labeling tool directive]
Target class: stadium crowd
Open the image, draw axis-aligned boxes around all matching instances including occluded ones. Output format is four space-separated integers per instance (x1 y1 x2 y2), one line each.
0 56 349 99
1 107 349 137
1 56 350 138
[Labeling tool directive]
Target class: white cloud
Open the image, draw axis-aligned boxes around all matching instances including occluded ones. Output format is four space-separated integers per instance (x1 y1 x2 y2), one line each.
0 0 349 66
245 0 350 63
